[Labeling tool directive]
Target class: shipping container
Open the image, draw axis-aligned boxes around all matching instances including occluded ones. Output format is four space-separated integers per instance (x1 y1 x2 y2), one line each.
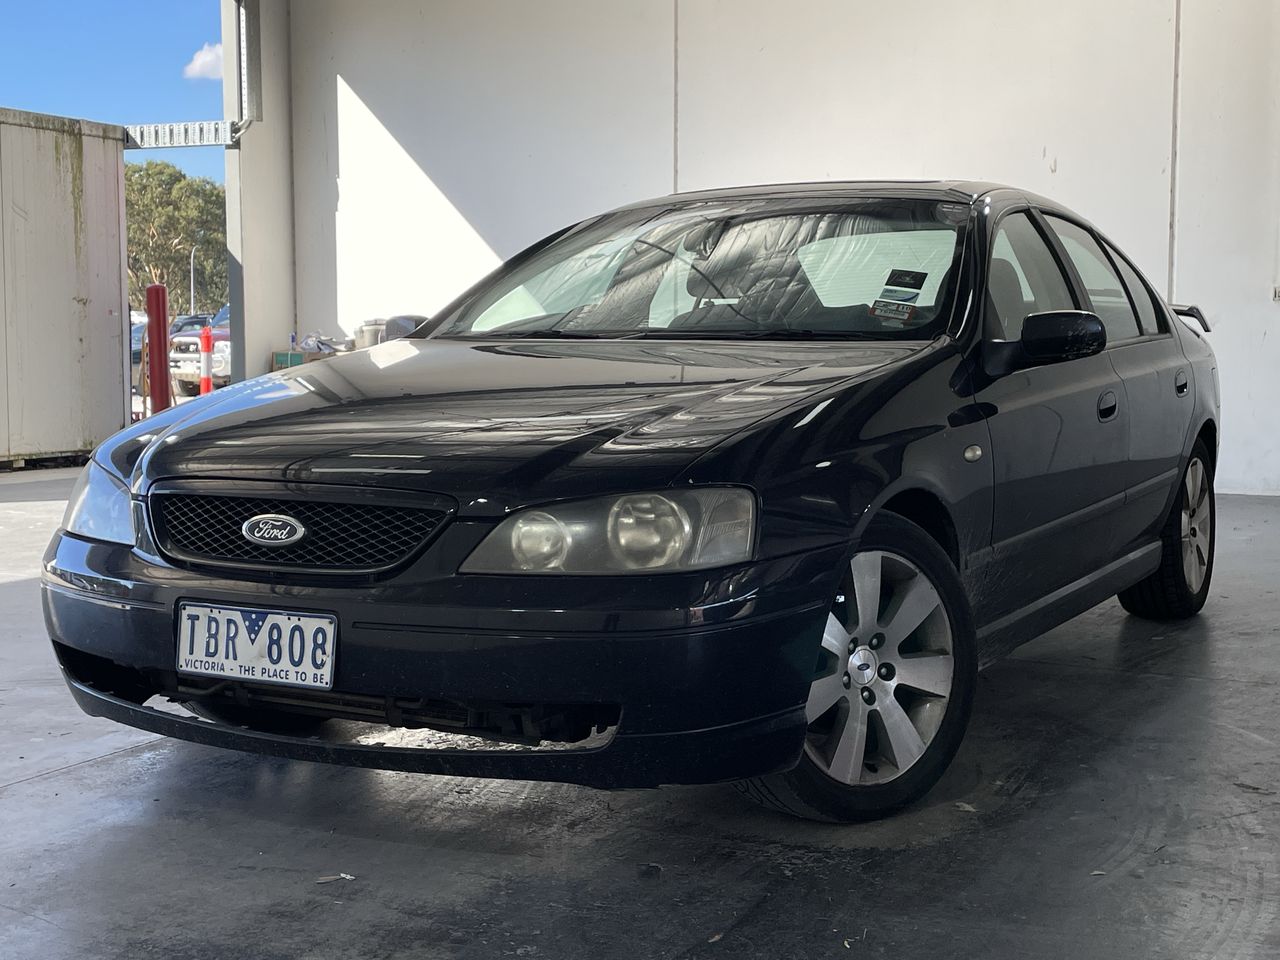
0 107 128 463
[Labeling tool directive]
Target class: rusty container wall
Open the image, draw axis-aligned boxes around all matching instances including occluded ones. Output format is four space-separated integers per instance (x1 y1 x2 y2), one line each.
0 107 129 462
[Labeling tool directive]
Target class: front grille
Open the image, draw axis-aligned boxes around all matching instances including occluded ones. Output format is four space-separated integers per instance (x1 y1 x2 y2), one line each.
150 492 449 572
172 341 199 354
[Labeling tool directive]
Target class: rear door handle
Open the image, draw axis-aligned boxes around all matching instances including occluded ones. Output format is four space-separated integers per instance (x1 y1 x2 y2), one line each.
1098 390 1118 422
1175 370 1189 397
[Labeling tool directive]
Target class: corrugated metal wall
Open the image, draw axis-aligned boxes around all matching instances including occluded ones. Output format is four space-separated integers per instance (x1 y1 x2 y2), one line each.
0 108 128 461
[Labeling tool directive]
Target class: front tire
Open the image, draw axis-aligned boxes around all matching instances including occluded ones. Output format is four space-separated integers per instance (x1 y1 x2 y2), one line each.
1118 440 1215 620
174 380 200 397
737 513 977 822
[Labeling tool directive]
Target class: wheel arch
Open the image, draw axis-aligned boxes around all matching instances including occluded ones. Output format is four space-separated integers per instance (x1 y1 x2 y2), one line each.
1195 418 1218 472
873 487 961 568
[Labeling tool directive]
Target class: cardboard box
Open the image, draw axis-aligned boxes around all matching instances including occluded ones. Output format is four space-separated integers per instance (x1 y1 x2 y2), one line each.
270 351 306 372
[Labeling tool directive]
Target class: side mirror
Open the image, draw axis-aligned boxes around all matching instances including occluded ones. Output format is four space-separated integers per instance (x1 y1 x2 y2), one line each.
984 310 1106 378
1021 311 1106 363
383 315 428 341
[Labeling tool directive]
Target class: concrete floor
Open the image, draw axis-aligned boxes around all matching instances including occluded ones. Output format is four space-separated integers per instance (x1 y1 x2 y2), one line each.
3 469 1278 960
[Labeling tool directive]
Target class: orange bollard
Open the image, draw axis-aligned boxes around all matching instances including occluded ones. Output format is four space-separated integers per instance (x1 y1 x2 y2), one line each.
199 323 214 395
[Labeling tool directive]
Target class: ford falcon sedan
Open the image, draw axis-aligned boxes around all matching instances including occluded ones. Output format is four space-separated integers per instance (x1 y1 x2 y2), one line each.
44 181 1218 821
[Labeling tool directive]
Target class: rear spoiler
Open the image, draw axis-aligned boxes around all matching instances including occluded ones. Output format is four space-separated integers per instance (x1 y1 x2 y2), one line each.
1171 304 1210 334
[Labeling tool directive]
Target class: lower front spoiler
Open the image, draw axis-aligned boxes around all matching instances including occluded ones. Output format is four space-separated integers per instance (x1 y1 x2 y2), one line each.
62 670 807 790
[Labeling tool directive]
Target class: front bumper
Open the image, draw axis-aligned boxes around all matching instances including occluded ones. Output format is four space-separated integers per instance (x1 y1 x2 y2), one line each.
169 357 230 381
43 529 839 788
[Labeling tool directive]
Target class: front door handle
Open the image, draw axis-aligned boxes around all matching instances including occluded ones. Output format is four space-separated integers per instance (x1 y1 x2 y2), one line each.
1175 370 1189 397
1098 390 1119 422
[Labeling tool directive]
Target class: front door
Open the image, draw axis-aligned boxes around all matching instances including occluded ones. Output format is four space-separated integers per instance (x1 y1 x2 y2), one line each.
973 210 1130 624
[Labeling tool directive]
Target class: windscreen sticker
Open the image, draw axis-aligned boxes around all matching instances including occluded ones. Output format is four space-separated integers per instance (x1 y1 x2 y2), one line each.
870 299 916 324
885 269 927 290
877 288 920 304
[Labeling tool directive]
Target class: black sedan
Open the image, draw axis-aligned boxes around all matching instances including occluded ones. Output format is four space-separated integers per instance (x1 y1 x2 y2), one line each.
44 181 1218 821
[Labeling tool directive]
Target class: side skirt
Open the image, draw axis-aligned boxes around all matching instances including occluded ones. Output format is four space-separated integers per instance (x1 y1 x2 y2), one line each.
975 542 1162 666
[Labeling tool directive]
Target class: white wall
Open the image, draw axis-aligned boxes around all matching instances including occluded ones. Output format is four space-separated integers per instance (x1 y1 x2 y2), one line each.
289 0 675 336
677 0 1178 293
1172 0 1280 494
236 0 1280 491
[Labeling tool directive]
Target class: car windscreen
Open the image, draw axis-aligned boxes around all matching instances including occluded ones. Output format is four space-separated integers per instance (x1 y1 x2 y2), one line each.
430 199 969 342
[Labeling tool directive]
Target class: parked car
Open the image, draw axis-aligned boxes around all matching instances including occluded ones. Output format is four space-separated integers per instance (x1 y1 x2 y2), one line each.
129 318 147 392
45 182 1217 822
170 313 216 338
168 305 231 396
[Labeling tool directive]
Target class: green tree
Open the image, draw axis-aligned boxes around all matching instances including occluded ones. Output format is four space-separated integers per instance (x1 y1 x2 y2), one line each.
125 160 228 316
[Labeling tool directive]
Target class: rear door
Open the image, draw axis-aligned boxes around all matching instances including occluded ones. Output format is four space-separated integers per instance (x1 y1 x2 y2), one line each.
1042 217 1192 549
974 210 1130 622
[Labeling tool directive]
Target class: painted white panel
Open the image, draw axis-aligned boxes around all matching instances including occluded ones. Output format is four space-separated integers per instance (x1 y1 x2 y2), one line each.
1173 0 1280 494
0 110 128 459
289 0 675 338
676 0 1177 286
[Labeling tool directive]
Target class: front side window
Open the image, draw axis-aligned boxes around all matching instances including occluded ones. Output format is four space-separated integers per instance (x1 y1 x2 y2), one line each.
1046 217 1142 342
987 212 1075 340
432 200 969 342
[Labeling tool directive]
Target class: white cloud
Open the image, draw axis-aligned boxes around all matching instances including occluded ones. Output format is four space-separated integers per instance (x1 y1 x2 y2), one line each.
183 42 223 81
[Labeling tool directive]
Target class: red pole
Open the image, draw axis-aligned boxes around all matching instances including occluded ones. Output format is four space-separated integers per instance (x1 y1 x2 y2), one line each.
199 323 214 395
145 284 171 414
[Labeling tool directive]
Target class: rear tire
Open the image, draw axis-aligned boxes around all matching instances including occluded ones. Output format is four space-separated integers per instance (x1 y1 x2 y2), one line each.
185 701 330 736
736 512 977 822
1118 440 1215 620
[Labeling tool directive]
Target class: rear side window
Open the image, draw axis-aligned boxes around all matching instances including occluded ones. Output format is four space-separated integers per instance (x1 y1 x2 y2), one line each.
1105 242 1165 335
1046 217 1142 342
987 213 1075 339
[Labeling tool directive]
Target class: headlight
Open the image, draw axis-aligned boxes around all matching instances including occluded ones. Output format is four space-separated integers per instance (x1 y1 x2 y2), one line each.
63 460 135 545
461 488 755 574
212 340 232 374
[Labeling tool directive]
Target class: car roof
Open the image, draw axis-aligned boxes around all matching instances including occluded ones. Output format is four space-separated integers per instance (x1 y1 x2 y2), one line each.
609 180 1076 218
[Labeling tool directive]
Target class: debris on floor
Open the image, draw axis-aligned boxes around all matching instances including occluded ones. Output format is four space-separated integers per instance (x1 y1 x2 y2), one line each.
316 873 357 884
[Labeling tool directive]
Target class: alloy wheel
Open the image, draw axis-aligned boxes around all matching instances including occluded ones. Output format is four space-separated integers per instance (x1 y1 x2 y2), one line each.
804 550 955 787
1181 457 1212 594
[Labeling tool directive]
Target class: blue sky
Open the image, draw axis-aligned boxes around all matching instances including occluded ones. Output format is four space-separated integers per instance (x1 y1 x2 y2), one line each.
0 1 226 181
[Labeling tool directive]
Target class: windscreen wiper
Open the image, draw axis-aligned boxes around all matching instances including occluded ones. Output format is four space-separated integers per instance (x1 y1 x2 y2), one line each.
624 328 909 342
454 329 616 340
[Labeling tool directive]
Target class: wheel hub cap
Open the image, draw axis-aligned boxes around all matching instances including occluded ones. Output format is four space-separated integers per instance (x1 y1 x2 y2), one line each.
848 646 878 686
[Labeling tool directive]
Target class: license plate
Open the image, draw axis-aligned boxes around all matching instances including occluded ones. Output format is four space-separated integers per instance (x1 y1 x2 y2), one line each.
176 602 337 690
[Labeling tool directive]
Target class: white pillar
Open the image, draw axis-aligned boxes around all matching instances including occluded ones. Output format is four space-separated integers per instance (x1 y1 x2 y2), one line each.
222 0 296 380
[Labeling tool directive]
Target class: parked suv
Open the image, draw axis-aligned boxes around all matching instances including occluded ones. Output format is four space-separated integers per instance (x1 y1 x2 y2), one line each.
168 305 231 396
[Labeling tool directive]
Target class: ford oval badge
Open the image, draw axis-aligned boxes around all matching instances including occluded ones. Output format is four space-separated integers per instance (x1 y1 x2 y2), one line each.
241 514 306 547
